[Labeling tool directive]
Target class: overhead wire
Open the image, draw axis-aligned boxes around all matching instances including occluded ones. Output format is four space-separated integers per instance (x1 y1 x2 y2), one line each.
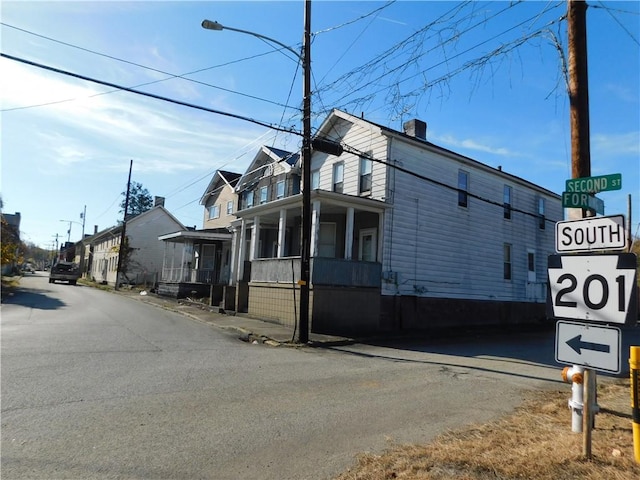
0 22 298 112
1 52 303 136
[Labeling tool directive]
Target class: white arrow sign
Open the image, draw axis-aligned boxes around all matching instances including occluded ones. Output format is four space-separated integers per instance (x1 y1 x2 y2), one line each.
555 321 621 373
547 253 638 325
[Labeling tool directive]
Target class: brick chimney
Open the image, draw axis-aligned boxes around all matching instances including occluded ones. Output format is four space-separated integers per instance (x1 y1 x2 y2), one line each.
403 119 427 141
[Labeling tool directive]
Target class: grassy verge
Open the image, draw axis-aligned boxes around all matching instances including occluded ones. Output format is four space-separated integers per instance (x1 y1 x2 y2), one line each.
336 380 638 480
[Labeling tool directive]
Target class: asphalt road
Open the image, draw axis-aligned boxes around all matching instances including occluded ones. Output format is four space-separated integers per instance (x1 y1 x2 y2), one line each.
1 273 611 480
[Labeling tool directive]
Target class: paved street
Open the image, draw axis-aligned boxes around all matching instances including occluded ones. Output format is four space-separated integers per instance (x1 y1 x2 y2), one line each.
1 273 596 479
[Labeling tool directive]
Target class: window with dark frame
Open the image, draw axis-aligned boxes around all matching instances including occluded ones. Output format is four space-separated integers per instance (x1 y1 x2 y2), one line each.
503 185 512 219
333 162 344 193
538 198 545 229
504 243 512 280
458 170 468 207
359 157 372 195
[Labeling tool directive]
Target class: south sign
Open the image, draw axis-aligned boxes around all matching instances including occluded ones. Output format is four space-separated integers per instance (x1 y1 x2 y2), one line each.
555 215 626 253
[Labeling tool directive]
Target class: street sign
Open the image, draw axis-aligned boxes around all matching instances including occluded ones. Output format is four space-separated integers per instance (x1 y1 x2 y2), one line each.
555 215 626 252
555 321 621 373
547 253 638 325
565 173 622 194
562 192 604 214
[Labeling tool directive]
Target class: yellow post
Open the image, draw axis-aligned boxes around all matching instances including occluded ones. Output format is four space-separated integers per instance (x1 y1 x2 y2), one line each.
631 346 640 464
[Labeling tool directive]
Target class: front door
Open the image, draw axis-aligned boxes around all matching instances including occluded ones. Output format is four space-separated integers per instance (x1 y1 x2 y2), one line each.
359 228 377 262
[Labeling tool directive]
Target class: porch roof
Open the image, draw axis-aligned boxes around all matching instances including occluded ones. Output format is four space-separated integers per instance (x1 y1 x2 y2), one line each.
234 189 389 224
158 230 232 243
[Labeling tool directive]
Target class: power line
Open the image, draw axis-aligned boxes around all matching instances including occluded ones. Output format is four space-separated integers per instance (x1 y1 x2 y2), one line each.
0 22 297 112
1 52 302 136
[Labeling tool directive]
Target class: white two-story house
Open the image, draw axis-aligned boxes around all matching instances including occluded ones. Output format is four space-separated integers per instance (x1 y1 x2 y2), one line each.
225 109 562 336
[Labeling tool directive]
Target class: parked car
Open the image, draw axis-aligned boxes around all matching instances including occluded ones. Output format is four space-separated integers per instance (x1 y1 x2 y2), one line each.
49 261 80 285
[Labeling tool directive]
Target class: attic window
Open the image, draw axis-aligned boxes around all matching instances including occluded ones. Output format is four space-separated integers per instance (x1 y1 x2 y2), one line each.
263 164 273 177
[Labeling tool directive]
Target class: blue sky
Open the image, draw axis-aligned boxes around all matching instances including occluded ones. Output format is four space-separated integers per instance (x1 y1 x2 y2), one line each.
1 1 638 249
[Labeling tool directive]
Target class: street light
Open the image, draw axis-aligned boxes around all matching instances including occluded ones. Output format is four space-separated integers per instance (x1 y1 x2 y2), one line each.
202 0 313 343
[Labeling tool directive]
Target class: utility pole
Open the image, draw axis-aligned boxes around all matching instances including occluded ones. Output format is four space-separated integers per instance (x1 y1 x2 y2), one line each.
568 0 590 179
298 0 312 344
115 160 132 291
568 0 595 459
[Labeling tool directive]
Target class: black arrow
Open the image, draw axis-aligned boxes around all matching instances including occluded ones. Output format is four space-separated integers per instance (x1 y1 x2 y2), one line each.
566 335 610 355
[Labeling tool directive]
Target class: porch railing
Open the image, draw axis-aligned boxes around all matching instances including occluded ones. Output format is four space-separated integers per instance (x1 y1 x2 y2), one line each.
161 267 219 284
250 257 381 288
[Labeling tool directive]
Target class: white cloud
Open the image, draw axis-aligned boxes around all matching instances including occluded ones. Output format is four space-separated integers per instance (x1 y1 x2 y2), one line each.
592 132 640 157
433 133 515 157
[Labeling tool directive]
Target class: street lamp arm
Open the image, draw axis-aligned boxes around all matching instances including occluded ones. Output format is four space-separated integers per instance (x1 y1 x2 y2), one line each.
201 19 301 61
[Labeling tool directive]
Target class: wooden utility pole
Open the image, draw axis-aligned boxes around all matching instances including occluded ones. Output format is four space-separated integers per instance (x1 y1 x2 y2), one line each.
115 160 132 291
568 0 591 179
568 0 594 459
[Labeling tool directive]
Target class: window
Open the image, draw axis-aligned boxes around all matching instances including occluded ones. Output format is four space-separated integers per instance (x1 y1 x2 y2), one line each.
318 223 337 257
260 186 268 204
276 180 285 199
359 157 372 194
527 250 536 282
503 244 512 280
226 200 234 215
503 185 512 219
458 170 468 207
538 198 545 229
245 191 254 208
333 162 344 193
208 204 220 219
311 170 320 190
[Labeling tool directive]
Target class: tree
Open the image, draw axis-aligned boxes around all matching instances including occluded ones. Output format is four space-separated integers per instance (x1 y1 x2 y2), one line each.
120 182 153 218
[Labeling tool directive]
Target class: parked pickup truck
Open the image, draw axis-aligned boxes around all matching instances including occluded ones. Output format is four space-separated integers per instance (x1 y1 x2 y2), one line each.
49 261 80 285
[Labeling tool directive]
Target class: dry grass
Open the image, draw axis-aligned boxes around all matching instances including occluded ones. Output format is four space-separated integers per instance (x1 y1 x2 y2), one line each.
336 380 639 480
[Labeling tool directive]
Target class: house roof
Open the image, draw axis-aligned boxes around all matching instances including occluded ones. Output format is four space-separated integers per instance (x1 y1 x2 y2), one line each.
126 205 187 232
235 146 298 193
316 109 560 199
158 229 232 243
199 170 242 206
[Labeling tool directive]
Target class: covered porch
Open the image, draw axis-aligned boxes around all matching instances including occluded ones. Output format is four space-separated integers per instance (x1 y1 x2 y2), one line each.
231 191 388 333
157 229 233 299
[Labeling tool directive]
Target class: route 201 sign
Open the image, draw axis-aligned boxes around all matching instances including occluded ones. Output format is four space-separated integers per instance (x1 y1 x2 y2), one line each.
547 253 638 326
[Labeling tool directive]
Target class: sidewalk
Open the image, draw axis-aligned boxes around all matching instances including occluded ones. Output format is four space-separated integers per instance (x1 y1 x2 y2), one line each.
115 288 354 348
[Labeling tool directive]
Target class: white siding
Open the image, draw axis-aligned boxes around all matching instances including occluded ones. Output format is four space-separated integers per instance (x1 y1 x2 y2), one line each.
126 208 184 282
381 138 561 302
312 119 389 201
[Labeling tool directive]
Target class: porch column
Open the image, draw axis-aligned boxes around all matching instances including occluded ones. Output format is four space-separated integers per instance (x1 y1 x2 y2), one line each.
180 240 187 282
236 219 247 283
277 209 287 258
161 241 167 281
345 207 354 260
229 226 238 285
310 201 321 257
377 211 384 263
250 216 260 261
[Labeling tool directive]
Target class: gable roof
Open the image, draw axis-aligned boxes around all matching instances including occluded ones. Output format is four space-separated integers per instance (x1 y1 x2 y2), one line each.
235 146 298 193
315 109 560 198
126 205 187 231
200 170 242 205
